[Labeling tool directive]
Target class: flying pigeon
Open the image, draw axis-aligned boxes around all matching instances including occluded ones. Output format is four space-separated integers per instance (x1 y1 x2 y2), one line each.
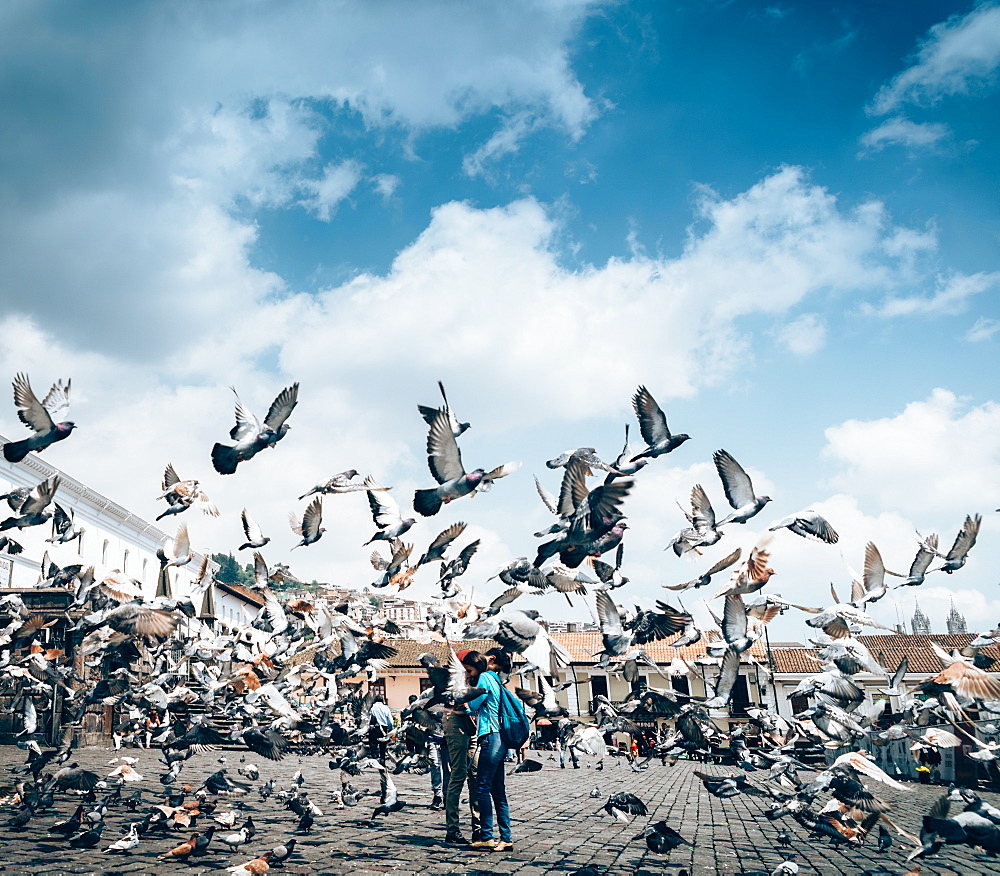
0 475 59 531
2 373 75 463
413 407 519 516
768 509 838 544
289 497 325 549
417 380 470 438
629 385 690 461
713 449 771 525
156 463 219 520
238 509 270 550
211 383 298 475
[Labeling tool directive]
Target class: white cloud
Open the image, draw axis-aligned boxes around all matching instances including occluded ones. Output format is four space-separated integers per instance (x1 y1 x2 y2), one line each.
372 174 401 200
966 316 1000 342
870 2 1000 115
463 111 541 178
862 271 999 317
776 313 826 356
298 160 364 221
858 116 951 153
821 388 1000 516
0 1 603 349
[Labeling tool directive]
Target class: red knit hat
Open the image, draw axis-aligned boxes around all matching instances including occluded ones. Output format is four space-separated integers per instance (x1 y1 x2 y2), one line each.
455 649 472 663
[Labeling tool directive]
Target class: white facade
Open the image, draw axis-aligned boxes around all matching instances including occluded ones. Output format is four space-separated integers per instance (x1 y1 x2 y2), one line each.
0 436 209 599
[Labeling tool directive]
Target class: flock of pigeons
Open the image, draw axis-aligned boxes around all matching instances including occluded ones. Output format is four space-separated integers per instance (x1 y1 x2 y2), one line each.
0 372 997 872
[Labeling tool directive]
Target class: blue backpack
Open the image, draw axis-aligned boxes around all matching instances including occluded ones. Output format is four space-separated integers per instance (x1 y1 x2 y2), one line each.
497 684 530 750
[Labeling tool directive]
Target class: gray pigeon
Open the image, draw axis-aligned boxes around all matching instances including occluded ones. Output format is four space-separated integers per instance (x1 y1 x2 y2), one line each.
629 385 690 461
713 449 771 525
0 475 60 530
289 497 325 549
238 509 270 551
363 477 415 544
889 533 938 588
768 509 838 544
46 503 84 545
413 407 518 516
2 373 75 463
667 484 723 556
211 383 298 475
417 381 470 438
932 513 981 573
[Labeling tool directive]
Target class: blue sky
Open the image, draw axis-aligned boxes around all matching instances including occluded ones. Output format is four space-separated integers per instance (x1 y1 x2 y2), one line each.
1 0 999 641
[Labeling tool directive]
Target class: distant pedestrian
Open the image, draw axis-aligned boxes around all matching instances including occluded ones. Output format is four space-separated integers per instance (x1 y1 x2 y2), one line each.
369 695 394 764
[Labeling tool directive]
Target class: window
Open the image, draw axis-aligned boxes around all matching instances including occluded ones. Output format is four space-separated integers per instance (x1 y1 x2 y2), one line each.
369 678 387 702
671 676 690 696
77 531 84 555
142 558 148 582
102 540 109 565
419 677 434 693
630 675 647 694
122 550 129 574
789 693 810 715
731 676 751 714
590 675 608 698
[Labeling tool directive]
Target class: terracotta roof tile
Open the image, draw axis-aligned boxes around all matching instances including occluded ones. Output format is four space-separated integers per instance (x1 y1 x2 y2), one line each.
548 630 768 663
383 639 501 669
215 581 265 607
768 633 1000 675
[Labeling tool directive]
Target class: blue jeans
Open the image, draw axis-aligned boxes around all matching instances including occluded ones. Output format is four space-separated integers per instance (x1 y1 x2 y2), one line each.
473 731 511 842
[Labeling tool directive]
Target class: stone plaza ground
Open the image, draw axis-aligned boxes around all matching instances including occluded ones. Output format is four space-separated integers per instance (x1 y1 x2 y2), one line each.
2 744 1000 876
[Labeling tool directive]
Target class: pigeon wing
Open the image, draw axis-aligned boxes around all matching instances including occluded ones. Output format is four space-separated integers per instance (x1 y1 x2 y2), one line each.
689 484 717 531
713 450 754 510
12 373 55 433
365 479 401 529
228 389 261 441
721 595 748 644
596 591 624 639
263 383 299 431
945 514 981 563
162 463 180 492
425 408 465 484
40 377 71 424
300 498 323 539
632 385 670 447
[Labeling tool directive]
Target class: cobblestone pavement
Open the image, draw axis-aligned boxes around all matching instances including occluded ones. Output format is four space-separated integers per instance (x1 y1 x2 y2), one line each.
3 745 1000 875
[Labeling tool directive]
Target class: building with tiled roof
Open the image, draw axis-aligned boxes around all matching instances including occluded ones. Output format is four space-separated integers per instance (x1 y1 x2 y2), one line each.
766 633 1000 719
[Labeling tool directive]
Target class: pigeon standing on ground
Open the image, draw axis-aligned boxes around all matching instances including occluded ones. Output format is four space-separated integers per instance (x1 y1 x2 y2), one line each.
2 373 75 463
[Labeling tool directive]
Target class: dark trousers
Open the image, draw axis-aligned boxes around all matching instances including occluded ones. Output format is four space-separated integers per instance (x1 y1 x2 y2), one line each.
443 710 480 837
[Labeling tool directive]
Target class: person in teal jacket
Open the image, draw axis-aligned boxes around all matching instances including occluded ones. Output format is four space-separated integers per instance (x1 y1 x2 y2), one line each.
465 648 513 851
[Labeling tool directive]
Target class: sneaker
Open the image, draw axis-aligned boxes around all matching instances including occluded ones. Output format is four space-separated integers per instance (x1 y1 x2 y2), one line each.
470 839 500 850
495 841 514 852
444 832 469 847
431 795 443 810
